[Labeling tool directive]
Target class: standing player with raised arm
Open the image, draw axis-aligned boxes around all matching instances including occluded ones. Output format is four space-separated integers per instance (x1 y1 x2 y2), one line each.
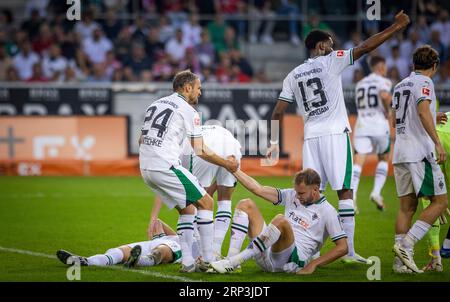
139 70 238 273
266 11 410 264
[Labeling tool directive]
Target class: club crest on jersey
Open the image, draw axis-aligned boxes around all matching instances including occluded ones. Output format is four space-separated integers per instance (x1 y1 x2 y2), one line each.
422 87 430 96
336 50 345 57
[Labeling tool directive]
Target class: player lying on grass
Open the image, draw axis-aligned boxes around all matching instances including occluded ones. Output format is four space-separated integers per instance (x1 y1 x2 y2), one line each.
148 124 242 260
56 219 198 267
210 168 350 275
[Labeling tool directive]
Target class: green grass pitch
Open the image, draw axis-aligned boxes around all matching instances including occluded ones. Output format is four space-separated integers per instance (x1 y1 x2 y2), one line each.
0 176 449 282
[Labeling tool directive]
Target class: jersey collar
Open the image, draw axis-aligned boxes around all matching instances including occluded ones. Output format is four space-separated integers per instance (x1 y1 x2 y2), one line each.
305 195 326 207
176 93 187 102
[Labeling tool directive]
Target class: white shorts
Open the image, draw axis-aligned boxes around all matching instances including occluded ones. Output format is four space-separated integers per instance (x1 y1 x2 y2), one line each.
249 224 302 272
394 160 447 197
354 135 390 155
180 140 242 188
127 235 182 263
303 133 354 191
141 165 207 210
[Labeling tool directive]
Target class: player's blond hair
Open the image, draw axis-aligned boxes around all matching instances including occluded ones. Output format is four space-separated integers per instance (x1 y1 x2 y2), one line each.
294 169 321 186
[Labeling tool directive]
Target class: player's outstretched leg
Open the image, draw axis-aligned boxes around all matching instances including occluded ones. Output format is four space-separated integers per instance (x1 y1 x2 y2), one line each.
212 205 288 274
56 250 88 266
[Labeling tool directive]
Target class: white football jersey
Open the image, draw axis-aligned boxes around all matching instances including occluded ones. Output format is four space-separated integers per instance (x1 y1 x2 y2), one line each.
354 73 392 137
279 49 354 139
274 189 347 261
139 93 202 170
392 72 437 164
180 124 242 158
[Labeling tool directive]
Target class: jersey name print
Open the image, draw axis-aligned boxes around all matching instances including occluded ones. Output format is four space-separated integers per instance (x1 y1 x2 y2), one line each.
139 93 202 171
278 49 354 139
392 72 437 164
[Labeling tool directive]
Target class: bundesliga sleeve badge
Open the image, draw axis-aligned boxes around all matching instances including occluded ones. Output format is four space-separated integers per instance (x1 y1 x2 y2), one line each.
336 50 345 57
422 87 430 96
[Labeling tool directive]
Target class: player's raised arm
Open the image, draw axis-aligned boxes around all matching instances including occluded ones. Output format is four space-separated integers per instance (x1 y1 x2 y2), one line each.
353 10 410 61
233 169 280 204
191 136 239 173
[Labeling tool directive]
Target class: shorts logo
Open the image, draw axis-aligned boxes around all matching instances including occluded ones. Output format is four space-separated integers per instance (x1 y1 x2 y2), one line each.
422 87 430 96
336 50 345 57
439 180 444 190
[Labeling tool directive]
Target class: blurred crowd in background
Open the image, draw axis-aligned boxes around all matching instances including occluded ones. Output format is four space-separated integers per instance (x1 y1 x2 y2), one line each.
0 0 449 84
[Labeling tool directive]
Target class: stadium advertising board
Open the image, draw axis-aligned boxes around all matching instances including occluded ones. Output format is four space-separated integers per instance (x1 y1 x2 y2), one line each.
0 116 127 161
0 86 112 115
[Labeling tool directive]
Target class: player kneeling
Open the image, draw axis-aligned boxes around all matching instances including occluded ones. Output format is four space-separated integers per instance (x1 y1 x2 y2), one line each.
56 219 197 268
211 168 351 275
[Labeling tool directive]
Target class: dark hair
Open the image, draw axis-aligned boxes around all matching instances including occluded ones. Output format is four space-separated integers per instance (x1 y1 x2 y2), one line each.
305 30 332 51
294 169 321 186
370 55 386 68
413 45 440 70
172 70 198 91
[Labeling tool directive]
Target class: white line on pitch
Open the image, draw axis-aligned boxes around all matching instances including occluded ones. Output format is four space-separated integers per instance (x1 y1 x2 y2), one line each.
0 246 202 282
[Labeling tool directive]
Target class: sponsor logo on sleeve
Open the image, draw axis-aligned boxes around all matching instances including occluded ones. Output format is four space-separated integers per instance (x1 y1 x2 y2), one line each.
422 87 430 96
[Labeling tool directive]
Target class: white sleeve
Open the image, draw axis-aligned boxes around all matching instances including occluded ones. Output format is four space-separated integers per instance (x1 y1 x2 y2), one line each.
325 207 347 242
326 49 354 75
273 188 295 206
182 108 203 138
278 74 295 103
380 79 392 93
415 79 433 105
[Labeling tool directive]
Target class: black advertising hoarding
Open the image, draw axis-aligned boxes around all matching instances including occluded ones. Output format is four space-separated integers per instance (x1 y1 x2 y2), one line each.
0 86 112 116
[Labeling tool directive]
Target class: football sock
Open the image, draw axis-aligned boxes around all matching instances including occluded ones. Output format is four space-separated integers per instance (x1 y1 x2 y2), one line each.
227 208 249 257
339 199 356 256
197 209 215 263
229 223 280 267
372 161 388 196
177 214 196 266
213 200 232 256
421 199 441 252
352 164 362 201
87 248 123 266
402 220 431 250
